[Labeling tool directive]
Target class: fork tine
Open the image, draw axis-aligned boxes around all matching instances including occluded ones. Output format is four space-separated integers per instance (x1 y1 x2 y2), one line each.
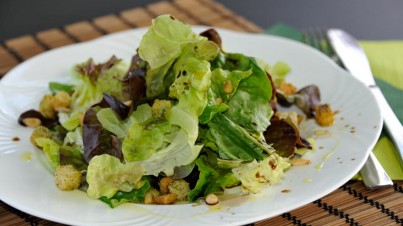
315 28 331 55
303 29 320 50
303 27 345 68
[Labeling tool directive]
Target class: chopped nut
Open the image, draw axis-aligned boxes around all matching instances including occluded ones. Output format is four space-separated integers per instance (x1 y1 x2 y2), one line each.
54 107 70 113
205 193 219 205
215 97 223 105
153 193 177 205
123 100 132 107
23 118 42 128
290 158 311 166
314 103 334 126
223 80 233 94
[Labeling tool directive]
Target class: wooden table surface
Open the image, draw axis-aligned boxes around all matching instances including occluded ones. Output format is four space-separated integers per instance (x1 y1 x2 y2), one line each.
0 0 402 225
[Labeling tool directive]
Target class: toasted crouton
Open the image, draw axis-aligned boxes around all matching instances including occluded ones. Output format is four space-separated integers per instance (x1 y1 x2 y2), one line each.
159 177 175 194
314 103 335 126
55 164 82 191
168 179 190 201
153 193 177 205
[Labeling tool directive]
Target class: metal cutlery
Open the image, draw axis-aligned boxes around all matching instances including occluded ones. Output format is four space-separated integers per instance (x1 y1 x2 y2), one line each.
303 28 395 188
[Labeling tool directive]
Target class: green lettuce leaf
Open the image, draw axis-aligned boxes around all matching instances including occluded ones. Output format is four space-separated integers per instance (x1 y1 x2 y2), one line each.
63 127 83 149
260 60 291 87
140 129 202 176
210 68 252 102
220 53 273 133
188 155 218 202
100 180 151 208
86 154 143 199
138 14 199 70
207 113 272 161
187 155 240 202
35 138 61 171
123 119 172 161
48 82 74 95
199 89 228 124
96 108 135 139
59 145 87 171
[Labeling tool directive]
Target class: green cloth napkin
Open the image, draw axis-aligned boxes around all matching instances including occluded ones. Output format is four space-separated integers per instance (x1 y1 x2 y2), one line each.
266 23 403 180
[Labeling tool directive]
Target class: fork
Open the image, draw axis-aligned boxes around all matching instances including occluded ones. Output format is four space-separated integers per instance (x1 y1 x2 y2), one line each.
302 28 393 189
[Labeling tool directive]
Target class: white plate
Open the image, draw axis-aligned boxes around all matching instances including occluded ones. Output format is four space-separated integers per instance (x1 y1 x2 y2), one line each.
0 27 382 226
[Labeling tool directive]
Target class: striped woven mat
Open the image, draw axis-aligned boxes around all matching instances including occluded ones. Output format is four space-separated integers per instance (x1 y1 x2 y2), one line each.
0 0 402 225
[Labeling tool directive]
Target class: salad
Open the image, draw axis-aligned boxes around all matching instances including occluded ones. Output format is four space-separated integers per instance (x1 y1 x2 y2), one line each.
18 15 334 207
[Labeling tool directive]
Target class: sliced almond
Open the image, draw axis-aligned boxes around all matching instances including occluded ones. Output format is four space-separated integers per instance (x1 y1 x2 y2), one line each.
22 118 42 128
205 193 219 205
290 158 311 166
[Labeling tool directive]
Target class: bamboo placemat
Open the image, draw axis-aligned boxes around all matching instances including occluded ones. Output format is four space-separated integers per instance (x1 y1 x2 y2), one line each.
0 0 402 225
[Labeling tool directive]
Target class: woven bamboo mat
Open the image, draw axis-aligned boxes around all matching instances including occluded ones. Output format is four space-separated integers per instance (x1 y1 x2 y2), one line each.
0 0 402 225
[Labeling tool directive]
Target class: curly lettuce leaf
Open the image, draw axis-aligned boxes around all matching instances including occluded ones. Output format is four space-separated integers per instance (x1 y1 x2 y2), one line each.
232 153 290 194
121 15 219 177
138 15 199 70
122 101 203 176
60 56 130 131
123 119 172 161
140 129 202 176
139 14 218 98
86 154 143 199
258 60 291 87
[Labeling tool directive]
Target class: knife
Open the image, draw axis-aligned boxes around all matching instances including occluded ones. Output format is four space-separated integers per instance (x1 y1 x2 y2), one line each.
327 29 403 188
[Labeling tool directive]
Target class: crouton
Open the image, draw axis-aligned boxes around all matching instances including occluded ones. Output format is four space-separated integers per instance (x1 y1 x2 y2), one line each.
55 164 82 191
144 189 161 204
39 94 56 119
159 177 175 194
153 193 177 205
279 82 297 95
51 91 71 112
30 126 53 146
168 179 190 201
314 103 335 126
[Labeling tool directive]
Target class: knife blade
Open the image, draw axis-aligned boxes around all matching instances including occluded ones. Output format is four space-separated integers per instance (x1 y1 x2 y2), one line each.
327 29 403 188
